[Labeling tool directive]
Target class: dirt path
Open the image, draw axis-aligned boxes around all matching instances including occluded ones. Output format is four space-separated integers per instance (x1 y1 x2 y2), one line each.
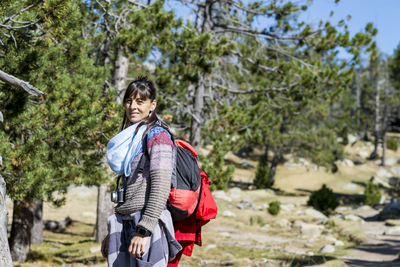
340 209 400 267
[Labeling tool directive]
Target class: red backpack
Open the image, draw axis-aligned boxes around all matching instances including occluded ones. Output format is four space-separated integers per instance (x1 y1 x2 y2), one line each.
141 126 217 222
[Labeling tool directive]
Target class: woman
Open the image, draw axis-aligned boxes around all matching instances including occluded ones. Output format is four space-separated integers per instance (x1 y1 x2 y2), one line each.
101 77 182 266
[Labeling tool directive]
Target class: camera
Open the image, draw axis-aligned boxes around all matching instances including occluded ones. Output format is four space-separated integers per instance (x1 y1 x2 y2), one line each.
111 175 125 203
111 187 125 203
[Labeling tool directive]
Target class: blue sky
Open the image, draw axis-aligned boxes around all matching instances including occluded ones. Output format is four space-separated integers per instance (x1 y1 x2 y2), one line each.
302 0 400 56
167 0 400 56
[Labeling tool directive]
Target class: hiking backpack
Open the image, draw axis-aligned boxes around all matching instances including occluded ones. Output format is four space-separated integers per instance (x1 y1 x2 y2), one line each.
140 126 203 222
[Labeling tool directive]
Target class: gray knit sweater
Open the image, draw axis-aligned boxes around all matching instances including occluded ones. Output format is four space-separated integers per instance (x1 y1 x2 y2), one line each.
114 126 174 233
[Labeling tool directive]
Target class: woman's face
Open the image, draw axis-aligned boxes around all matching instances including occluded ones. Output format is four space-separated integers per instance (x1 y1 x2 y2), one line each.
124 93 157 123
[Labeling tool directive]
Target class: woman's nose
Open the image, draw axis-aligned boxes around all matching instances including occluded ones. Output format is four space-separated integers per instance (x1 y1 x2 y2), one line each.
129 101 137 109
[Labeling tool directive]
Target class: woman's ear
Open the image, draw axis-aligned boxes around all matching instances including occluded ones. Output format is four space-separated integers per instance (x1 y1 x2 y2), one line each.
150 99 157 112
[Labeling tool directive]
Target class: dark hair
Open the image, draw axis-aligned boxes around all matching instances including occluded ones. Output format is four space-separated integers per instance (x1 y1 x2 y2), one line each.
120 76 169 132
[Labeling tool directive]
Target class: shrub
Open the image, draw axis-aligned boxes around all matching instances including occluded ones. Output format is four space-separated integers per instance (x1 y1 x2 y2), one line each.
307 184 339 215
387 137 398 151
364 181 381 206
268 200 281 216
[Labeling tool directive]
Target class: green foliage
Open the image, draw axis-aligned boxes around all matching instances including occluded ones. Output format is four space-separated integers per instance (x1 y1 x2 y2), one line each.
268 201 281 216
254 153 274 189
307 184 339 215
364 181 381 206
200 140 234 191
387 137 398 151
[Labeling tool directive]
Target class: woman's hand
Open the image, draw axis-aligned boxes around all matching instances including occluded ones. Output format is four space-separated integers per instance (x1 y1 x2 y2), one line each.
128 235 149 258
101 234 109 258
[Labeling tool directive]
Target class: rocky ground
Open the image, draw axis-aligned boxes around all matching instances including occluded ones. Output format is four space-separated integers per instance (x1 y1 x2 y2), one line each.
6 134 400 266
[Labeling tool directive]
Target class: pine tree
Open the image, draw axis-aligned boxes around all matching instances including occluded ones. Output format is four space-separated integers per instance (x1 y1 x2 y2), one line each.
0 0 118 261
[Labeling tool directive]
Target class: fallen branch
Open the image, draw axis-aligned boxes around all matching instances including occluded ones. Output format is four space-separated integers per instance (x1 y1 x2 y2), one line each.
0 69 43 96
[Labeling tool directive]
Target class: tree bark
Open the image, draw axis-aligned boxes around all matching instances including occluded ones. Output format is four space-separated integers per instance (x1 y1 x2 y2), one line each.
381 74 389 166
0 174 13 267
190 78 205 149
370 78 381 160
30 200 43 244
113 45 129 105
268 152 280 186
95 184 113 242
9 200 35 262
0 69 43 96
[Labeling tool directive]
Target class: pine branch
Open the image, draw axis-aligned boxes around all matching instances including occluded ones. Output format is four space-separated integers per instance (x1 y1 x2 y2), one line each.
0 69 43 96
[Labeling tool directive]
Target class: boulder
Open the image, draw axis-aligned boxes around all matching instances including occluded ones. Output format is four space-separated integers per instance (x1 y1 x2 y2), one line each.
347 134 358 144
275 219 290 228
304 208 328 222
389 177 400 187
213 190 232 202
239 159 255 169
379 202 400 220
342 183 358 191
356 150 370 159
376 168 393 178
383 226 400 235
384 157 399 166
320 244 335 253
222 210 236 218
370 176 390 188
336 159 354 167
391 167 400 176
280 203 295 212
334 240 345 246
300 223 323 238
228 187 241 199
236 199 255 210
344 214 363 222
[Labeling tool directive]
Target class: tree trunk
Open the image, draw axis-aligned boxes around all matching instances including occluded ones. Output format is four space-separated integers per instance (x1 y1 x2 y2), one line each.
268 153 280 186
9 200 35 262
95 184 113 242
113 45 129 105
190 78 205 149
30 200 43 244
0 174 13 267
370 78 381 160
381 74 389 166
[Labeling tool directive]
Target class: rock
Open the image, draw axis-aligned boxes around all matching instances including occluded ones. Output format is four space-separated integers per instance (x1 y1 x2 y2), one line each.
357 150 370 159
384 157 398 166
260 224 270 231
370 176 390 188
383 226 400 235
239 159 255 169
284 161 303 167
304 208 328 222
337 137 343 143
280 203 295 212
380 195 387 205
347 134 358 144
236 199 255 210
336 206 350 212
336 159 354 167
213 190 232 202
300 223 323 238
334 240 345 246
220 232 231 238
344 214 363 222
222 210 236 218
320 244 335 253
307 251 315 256
90 246 100 253
265 189 276 196
275 219 290 228
376 168 393 178
358 205 372 211
324 236 337 243
353 157 365 165
228 187 241 199
391 167 400 176
379 203 400 220
82 211 96 218
385 219 400 226
342 183 358 191
206 244 217 249
255 203 269 210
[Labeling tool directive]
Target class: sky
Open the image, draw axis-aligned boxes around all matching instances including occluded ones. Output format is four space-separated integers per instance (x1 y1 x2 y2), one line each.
302 0 400 56
167 0 400 56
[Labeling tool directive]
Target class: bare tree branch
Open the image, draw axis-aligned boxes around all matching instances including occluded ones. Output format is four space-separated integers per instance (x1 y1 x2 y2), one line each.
0 69 43 96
